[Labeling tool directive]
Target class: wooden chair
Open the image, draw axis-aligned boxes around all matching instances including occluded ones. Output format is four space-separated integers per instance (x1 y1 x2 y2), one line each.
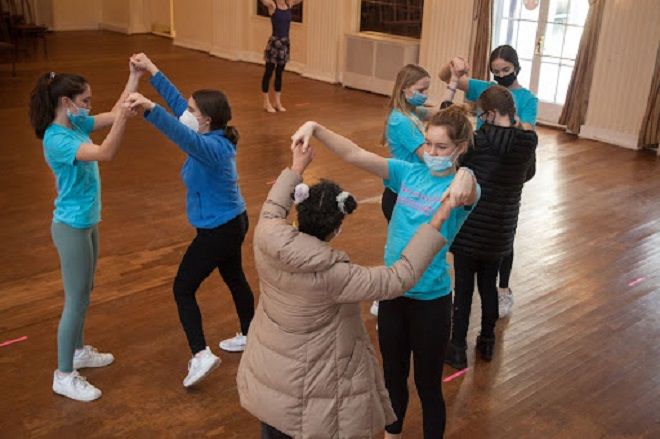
0 9 17 75
7 0 47 58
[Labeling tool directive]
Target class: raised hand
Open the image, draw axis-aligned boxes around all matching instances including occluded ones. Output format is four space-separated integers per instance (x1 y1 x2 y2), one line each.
125 92 155 111
130 53 159 76
291 121 317 153
450 57 469 77
116 102 138 120
441 167 475 207
129 59 145 79
291 142 315 175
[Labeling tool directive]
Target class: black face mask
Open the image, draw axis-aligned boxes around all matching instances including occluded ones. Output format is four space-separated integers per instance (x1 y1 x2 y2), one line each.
494 71 517 87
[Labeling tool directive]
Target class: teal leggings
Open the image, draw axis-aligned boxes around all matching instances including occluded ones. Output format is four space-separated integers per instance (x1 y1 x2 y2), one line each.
51 222 99 373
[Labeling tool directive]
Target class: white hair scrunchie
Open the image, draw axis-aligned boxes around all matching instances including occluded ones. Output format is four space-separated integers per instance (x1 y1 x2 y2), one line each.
336 191 351 214
293 183 310 205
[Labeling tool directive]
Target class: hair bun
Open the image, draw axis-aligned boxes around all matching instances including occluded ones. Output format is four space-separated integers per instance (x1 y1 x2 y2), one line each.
336 191 357 215
443 103 470 118
343 195 357 214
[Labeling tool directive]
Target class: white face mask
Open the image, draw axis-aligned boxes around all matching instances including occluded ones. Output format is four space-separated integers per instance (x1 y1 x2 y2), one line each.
179 110 200 132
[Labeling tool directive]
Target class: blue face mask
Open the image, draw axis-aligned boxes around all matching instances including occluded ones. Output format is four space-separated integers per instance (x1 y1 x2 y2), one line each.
423 152 454 173
67 102 90 127
406 91 427 107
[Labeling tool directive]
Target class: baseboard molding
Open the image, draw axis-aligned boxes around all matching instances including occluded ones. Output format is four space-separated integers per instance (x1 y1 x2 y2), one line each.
301 69 339 84
341 71 392 96
173 38 211 54
51 24 100 31
210 49 305 75
579 125 639 150
99 22 130 35
209 47 241 62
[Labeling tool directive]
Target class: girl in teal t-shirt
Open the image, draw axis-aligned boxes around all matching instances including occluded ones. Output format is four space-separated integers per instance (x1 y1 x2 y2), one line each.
29 66 139 402
290 105 479 438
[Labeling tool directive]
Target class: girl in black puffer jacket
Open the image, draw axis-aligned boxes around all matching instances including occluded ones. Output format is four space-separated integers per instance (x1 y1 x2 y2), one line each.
445 85 538 369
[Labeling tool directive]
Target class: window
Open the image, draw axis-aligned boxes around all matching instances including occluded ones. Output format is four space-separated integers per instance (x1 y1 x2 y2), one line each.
256 1 303 23
493 0 588 104
360 0 424 39
492 0 589 123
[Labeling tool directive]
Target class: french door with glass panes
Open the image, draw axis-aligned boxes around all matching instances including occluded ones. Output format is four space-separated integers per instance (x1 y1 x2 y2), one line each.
492 0 589 124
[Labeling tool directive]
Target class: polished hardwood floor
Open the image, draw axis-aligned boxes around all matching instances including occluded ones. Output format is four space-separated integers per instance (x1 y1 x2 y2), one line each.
1 32 658 438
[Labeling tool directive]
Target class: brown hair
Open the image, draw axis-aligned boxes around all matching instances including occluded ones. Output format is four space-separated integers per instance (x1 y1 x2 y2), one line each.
428 104 473 156
191 89 239 145
383 64 430 145
489 44 521 74
477 85 516 120
29 72 88 139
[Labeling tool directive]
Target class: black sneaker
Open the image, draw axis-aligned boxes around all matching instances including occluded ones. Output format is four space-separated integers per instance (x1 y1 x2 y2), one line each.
444 342 467 370
476 335 495 362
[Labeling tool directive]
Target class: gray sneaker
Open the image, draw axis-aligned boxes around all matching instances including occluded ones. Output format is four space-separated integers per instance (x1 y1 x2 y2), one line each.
498 289 514 318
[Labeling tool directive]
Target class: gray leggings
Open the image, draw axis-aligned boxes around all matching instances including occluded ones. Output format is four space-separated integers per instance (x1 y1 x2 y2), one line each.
51 222 99 373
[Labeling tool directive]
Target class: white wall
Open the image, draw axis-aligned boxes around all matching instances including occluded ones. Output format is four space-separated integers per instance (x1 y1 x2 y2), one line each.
581 0 660 149
51 0 100 31
41 0 660 149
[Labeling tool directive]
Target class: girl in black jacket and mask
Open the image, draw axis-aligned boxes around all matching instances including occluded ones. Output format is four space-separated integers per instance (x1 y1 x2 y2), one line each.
444 85 537 369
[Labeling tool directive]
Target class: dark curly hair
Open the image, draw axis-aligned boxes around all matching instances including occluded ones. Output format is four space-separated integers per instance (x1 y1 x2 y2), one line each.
295 180 357 241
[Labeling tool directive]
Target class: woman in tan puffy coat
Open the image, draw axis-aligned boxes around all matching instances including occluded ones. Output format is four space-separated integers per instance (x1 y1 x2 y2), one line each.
237 144 459 438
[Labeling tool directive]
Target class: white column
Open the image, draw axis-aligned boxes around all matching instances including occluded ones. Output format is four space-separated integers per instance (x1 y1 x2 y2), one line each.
419 0 475 103
302 0 344 83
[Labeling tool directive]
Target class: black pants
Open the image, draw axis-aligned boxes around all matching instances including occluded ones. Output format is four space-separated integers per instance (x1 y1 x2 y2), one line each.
499 249 513 288
173 211 255 355
261 423 291 439
381 187 398 222
378 295 451 438
451 253 501 347
262 62 285 93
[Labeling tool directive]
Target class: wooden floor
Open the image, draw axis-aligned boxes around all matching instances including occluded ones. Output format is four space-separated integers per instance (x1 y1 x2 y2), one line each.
1 32 658 438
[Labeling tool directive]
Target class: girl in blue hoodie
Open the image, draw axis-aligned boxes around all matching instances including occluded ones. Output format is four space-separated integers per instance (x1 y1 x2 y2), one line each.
127 53 254 388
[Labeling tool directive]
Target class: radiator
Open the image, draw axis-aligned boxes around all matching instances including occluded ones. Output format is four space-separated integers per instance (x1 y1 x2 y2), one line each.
342 32 420 96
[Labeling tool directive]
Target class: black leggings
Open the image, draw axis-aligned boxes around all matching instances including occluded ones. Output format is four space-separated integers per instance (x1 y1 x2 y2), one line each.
451 253 501 347
173 211 255 355
378 295 451 438
262 62 285 93
499 249 514 288
381 187 398 222
261 423 291 439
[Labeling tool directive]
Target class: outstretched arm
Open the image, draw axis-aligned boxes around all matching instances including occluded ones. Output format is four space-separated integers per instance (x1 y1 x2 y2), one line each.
325 200 453 303
260 0 276 15
131 53 188 117
291 121 389 180
92 62 143 130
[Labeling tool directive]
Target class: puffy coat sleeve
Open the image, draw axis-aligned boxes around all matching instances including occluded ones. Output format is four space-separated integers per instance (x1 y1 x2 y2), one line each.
323 224 446 303
259 168 301 221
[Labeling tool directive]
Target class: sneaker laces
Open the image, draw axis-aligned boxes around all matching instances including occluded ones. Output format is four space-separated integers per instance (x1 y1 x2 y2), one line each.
71 372 92 390
76 345 98 358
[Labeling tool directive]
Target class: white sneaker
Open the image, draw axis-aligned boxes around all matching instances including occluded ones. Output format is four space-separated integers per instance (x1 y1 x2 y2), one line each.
219 333 247 352
183 347 221 388
370 301 379 317
498 288 514 318
52 370 102 402
73 345 114 369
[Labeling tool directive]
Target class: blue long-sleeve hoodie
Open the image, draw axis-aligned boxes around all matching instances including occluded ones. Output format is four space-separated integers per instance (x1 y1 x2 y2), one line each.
144 72 245 229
